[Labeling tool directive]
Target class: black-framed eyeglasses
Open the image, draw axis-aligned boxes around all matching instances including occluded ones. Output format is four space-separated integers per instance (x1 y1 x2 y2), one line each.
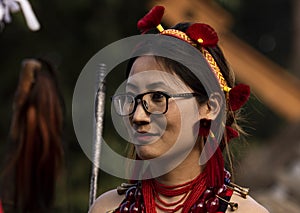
111 91 206 116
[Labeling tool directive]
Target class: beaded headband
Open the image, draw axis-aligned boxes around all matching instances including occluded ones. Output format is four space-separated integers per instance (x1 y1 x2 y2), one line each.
138 6 230 93
160 29 194 45
137 5 250 113
161 28 231 93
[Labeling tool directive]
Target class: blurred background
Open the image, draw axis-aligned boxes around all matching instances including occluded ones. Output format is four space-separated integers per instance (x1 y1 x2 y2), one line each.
0 0 299 212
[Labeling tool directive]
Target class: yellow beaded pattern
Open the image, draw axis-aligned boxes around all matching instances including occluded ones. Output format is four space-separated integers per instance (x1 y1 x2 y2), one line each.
161 29 195 45
201 48 231 92
159 28 231 92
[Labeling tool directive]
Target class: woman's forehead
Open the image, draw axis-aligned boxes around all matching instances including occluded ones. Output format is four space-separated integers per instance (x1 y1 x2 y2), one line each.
127 56 195 93
129 56 162 75
127 70 191 93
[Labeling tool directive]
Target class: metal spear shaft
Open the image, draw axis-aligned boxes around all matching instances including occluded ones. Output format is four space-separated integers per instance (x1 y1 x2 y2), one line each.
89 63 106 207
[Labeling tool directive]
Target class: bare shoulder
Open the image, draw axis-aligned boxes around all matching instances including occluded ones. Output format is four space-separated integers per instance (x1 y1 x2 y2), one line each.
230 192 270 213
88 189 125 213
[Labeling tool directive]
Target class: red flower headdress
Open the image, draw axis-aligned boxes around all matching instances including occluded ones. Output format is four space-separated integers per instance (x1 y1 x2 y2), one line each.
137 5 251 191
137 6 250 116
137 6 165 33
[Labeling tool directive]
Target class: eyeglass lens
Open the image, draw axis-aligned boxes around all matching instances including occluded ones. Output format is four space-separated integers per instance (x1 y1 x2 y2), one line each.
113 92 168 116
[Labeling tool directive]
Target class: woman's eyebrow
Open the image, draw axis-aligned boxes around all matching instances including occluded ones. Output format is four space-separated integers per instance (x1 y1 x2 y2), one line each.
126 81 170 91
145 82 168 90
126 83 138 90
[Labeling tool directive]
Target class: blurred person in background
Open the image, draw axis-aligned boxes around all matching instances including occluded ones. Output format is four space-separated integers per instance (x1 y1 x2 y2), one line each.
0 58 64 213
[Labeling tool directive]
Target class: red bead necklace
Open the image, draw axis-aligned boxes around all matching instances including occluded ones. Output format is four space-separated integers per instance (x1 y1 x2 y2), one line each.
144 171 207 213
116 169 234 213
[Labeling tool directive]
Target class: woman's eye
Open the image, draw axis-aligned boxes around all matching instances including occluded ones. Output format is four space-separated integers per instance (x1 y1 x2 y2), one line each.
151 93 165 101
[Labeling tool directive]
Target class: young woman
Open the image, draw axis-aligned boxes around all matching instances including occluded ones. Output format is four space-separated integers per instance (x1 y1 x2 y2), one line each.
89 6 269 213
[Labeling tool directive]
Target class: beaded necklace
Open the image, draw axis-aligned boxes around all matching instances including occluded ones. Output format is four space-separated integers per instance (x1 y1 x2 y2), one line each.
113 169 239 213
143 171 207 213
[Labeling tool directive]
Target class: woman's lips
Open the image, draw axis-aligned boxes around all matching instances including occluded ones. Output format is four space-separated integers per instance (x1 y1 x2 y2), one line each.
133 132 159 145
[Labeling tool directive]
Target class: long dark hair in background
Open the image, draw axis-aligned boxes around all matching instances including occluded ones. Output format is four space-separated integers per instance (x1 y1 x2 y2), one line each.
1 58 64 212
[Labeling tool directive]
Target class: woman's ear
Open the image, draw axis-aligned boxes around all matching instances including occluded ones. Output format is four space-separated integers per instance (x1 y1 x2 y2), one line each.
202 92 223 120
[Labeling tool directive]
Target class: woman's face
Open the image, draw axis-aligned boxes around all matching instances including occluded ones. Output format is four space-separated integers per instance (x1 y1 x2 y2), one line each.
125 56 208 160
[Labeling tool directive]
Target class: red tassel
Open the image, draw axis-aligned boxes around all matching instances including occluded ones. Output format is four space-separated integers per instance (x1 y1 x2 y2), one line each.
142 180 156 213
186 23 218 47
225 126 239 141
137 6 165 33
229 84 250 111
206 147 224 188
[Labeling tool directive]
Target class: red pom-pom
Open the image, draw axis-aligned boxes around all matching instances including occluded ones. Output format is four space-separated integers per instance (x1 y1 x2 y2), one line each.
186 23 218 47
137 6 165 33
229 84 250 111
225 126 239 141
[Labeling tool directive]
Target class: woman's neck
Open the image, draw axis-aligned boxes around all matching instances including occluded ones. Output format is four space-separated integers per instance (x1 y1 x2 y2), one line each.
154 147 203 186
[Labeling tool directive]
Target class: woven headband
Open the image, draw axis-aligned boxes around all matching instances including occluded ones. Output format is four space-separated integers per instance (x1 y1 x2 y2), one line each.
137 5 250 113
137 6 230 93
160 27 231 93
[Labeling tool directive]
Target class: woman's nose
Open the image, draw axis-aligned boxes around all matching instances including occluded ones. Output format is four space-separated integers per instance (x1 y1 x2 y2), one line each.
132 100 150 124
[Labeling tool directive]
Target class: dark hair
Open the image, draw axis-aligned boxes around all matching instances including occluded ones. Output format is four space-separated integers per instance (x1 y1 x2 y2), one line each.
125 22 241 174
126 22 236 123
1 58 64 212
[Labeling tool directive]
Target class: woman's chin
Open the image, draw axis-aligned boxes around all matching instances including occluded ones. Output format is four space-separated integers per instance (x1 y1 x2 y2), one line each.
135 145 162 160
